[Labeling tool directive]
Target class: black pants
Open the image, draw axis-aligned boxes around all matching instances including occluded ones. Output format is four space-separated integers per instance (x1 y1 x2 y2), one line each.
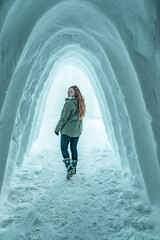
60 134 79 160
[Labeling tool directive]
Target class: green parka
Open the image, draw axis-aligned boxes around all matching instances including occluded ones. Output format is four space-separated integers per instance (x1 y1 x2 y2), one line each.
55 97 83 137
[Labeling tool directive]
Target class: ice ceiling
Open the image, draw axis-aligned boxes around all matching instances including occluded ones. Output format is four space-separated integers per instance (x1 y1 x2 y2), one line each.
0 0 160 206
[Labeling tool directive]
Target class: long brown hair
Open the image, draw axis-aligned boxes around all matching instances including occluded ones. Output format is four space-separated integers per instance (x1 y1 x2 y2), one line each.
69 85 86 120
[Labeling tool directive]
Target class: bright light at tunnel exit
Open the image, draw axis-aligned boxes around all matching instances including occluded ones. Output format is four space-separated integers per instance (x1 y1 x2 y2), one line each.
31 63 112 153
44 64 102 119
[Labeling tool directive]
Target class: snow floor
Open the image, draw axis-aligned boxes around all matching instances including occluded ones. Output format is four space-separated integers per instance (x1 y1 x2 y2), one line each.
0 117 160 240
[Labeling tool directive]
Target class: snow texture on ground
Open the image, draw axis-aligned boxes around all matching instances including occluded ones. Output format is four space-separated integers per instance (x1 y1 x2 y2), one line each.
0 117 160 240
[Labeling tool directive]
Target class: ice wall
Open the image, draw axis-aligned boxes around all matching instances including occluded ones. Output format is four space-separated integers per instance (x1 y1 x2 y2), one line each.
0 0 160 206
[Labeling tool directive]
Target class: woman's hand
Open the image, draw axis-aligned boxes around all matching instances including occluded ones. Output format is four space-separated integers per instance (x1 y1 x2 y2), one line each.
55 131 59 136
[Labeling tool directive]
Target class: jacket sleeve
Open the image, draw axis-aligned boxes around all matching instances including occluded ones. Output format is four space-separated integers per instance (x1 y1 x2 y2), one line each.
54 101 73 132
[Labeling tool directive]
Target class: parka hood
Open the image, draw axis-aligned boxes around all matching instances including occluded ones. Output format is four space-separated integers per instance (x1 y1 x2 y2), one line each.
65 97 77 106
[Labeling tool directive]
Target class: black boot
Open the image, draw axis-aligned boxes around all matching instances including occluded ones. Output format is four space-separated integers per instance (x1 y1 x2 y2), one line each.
66 165 75 180
63 158 71 168
63 158 74 180
72 160 78 174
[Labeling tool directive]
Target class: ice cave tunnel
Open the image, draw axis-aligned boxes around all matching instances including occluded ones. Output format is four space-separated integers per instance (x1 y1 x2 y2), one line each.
0 0 160 210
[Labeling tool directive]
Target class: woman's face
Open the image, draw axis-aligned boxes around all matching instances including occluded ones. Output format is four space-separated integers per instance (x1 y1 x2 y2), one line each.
67 88 75 97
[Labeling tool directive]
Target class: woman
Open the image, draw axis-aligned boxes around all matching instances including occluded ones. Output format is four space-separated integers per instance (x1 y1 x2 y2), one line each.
54 85 86 179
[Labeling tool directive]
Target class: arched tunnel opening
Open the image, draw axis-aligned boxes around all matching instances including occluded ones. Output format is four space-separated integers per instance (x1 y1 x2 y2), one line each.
29 61 115 180
1 0 160 238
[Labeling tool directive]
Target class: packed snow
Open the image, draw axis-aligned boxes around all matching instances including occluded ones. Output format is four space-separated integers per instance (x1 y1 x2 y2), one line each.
0 117 160 239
